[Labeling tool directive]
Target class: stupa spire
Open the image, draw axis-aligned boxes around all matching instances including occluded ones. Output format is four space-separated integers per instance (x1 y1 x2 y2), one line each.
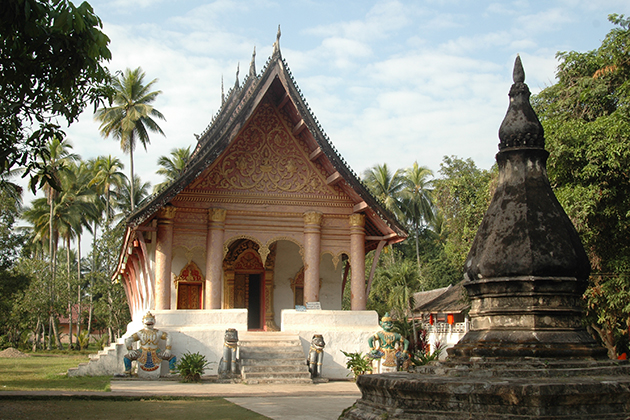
498 55 545 150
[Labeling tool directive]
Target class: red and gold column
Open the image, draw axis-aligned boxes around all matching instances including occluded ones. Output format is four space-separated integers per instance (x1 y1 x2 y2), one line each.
349 213 366 310
303 211 322 304
205 208 226 309
155 205 176 310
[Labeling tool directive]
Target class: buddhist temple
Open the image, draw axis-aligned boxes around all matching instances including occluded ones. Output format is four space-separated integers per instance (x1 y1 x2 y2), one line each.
105 30 407 379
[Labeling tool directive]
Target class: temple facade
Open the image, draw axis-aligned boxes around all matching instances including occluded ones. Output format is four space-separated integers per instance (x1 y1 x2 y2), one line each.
112 32 406 364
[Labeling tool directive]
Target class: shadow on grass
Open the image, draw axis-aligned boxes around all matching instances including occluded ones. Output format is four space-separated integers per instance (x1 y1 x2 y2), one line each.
0 397 271 420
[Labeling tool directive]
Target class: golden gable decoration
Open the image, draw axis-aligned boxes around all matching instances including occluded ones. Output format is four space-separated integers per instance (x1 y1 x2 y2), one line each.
187 103 338 196
174 261 204 284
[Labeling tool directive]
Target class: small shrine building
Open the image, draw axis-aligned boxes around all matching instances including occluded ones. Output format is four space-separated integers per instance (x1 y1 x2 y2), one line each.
111 34 406 377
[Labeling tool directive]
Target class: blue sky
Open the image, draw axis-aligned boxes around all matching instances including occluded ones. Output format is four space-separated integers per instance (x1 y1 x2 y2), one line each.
55 0 630 192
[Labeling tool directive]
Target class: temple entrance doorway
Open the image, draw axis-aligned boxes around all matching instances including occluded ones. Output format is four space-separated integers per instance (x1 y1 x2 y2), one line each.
234 272 264 330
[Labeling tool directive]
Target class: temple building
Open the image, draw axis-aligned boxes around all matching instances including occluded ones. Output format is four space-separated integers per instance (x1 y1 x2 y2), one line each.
113 33 406 331
102 32 407 380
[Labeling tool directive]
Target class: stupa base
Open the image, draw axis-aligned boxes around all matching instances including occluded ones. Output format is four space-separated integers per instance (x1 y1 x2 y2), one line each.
340 359 630 419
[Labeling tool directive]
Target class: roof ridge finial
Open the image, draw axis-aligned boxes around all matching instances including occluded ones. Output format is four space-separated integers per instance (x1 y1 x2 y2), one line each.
498 55 544 150
235 62 240 88
221 75 225 105
272 24 281 57
249 46 256 78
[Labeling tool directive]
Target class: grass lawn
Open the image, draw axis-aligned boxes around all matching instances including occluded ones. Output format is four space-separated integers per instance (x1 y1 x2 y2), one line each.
0 397 270 419
0 354 110 391
0 354 271 419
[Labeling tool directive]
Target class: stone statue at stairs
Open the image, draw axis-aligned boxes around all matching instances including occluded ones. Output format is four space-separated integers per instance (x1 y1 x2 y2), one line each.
368 313 408 373
123 312 176 378
308 334 325 378
218 328 240 378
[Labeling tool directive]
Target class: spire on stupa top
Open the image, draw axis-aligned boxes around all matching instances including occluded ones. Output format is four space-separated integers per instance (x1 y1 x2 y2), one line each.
498 55 545 150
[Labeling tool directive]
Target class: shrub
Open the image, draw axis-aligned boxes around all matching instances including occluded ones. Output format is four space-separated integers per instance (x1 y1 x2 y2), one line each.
176 351 209 383
75 331 90 350
341 350 372 379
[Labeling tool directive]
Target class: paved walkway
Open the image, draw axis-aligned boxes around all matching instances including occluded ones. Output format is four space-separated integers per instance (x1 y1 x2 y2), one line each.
1 380 362 420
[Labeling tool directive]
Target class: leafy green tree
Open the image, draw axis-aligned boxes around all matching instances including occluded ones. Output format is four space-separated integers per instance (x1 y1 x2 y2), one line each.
0 0 111 182
533 14 630 357
154 146 191 192
95 67 165 210
433 156 496 273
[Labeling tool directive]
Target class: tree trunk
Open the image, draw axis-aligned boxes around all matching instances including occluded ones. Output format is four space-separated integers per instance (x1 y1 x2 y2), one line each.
77 235 82 338
67 236 73 348
129 146 135 210
32 318 40 352
591 323 617 359
51 314 63 350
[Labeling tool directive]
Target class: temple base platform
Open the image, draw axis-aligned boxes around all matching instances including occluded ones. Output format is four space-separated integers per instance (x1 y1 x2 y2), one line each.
341 359 630 419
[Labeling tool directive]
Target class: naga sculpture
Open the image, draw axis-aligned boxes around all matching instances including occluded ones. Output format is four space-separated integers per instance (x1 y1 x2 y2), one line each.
308 334 326 378
218 328 239 378
123 312 176 377
368 313 409 373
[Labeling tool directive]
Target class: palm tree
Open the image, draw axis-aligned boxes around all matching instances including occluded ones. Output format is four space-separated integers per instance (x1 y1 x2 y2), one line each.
114 174 151 221
381 260 421 350
90 155 126 225
401 162 435 272
94 67 165 210
154 146 191 192
28 138 78 349
363 163 406 218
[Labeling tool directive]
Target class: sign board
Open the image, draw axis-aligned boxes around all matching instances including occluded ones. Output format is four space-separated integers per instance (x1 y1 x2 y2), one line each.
306 301 322 310
295 305 306 312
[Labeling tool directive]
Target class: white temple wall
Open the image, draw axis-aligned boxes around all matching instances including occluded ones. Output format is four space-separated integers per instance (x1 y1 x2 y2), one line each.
319 253 342 310
281 309 379 379
273 240 303 322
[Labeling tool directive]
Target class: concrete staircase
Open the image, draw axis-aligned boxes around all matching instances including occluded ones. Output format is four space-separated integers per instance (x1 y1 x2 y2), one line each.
67 341 126 377
238 332 312 384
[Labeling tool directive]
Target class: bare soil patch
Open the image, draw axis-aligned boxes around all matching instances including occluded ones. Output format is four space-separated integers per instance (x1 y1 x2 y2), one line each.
0 348 29 358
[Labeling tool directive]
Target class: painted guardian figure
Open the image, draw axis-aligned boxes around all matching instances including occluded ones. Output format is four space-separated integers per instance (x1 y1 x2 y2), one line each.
368 313 409 373
124 312 176 376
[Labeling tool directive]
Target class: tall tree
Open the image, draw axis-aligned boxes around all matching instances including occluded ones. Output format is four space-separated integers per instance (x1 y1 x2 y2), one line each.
90 155 126 224
433 156 496 272
29 138 78 349
0 0 111 182
115 174 151 218
400 162 435 271
95 67 165 210
533 14 630 358
363 163 406 217
154 146 191 192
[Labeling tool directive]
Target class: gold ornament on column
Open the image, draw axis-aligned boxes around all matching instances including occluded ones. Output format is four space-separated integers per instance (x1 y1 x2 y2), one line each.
349 213 365 228
303 211 323 226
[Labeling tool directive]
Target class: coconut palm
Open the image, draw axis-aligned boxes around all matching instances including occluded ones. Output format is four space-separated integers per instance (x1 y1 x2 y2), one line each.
90 155 126 224
28 138 78 349
94 67 165 210
400 162 435 271
114 174 151 221
154 146 191 192
362 163 406 218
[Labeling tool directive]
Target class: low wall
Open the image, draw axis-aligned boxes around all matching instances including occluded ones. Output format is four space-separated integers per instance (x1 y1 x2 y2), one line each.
135 309 248 376
281 309 379 379
123 309 379 379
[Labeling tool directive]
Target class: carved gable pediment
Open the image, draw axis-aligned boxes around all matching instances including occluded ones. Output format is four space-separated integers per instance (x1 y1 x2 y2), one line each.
185 103 342 198
175 261 204 284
